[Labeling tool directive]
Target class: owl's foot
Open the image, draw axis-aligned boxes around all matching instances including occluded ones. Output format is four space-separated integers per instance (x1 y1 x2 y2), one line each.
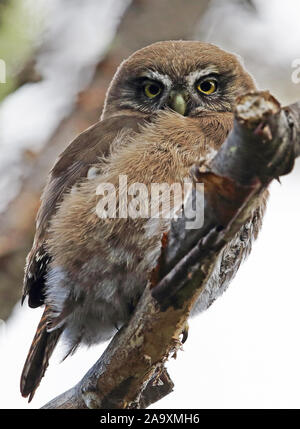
181 321 189 344
81 385 103 409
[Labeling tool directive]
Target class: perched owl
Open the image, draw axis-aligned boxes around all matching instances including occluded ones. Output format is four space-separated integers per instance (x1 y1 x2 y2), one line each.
20 41 267 401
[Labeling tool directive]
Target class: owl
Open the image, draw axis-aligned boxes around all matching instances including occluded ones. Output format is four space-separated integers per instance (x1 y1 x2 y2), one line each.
20 41 267 401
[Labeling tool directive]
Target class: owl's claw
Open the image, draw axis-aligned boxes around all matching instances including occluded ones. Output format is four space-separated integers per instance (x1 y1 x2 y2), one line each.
114 323 120 332
81 385 102 409
181 322 189 344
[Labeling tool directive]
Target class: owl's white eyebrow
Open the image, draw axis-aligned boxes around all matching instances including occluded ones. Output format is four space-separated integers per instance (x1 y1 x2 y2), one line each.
185 68 219 87
140 70 172 88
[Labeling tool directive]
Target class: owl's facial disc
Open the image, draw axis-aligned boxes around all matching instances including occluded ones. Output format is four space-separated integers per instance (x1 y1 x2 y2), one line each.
136 69 224 116
101 41 257 120
108 64 241 118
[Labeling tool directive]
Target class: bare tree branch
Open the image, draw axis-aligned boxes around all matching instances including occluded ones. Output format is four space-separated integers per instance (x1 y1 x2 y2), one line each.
42 91 300 409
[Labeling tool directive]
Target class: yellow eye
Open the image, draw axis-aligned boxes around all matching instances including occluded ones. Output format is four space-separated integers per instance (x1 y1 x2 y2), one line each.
144 82 162 99
197 79 217 95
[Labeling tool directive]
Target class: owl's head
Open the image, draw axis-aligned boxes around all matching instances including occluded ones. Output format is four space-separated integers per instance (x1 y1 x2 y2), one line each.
101 41 256 119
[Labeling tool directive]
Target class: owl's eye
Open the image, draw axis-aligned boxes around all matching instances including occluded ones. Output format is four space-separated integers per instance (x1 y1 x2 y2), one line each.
196 79 218 95
143 82 162 99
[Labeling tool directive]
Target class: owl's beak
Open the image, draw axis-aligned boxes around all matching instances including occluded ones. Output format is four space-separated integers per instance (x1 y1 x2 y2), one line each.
168 90 188 116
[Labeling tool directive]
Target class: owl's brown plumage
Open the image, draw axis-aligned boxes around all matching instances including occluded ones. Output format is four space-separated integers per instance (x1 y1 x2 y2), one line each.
20 41 265 400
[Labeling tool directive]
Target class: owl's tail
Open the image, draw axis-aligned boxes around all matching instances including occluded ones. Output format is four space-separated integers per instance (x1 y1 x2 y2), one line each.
20 307 62 402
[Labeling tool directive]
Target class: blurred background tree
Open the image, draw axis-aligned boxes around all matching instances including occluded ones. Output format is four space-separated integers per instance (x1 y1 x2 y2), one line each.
0 0 212 320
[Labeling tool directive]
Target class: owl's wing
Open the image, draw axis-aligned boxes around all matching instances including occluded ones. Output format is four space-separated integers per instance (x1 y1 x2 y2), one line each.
22 115 148 308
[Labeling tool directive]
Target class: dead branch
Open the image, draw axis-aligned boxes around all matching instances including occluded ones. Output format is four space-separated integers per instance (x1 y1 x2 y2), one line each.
42 91 300 409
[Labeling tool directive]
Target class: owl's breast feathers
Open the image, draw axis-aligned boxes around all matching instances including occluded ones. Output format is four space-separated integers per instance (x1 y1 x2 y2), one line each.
23 110 233 309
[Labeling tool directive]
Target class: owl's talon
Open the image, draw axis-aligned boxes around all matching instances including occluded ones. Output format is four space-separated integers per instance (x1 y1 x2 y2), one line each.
181 322 189 344
114 323 120 332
